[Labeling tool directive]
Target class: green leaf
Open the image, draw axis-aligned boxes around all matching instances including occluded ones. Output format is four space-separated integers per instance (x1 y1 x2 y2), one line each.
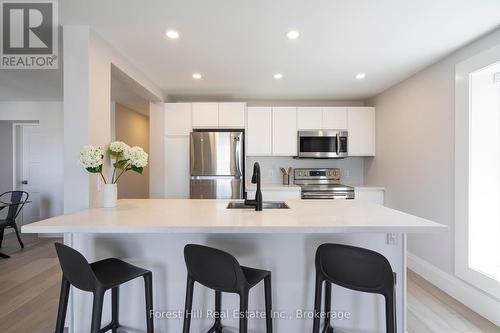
86 165 102 173
131 165 143 175
114 160 128 170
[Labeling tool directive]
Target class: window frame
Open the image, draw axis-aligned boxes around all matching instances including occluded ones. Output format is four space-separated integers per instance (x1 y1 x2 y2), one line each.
455 43 500 299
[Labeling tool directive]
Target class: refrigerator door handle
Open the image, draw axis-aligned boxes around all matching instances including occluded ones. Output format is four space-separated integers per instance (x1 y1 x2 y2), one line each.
235 141 243 177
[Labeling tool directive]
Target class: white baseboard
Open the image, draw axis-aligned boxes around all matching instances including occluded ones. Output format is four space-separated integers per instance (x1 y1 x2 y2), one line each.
407 252 500 327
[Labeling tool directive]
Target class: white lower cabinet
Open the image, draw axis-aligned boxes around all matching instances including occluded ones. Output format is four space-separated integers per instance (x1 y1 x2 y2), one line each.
354 188 384 205
164 136 190 198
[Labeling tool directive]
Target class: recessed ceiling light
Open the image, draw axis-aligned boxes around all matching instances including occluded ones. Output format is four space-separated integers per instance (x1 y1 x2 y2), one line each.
286 30 300 39
165 30 179 39
355 73 366 80
192 73 202 80
273 73 283 80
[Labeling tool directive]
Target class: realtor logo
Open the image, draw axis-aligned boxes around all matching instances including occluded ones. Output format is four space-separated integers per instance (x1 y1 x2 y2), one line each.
1 0 58 69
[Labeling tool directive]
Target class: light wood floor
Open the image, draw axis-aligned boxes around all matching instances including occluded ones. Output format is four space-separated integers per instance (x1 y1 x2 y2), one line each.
407 270 500 333
0 234 498 333
0 233 62 333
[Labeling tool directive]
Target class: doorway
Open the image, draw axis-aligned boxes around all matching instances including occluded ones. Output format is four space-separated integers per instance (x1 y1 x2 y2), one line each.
12 123 41 225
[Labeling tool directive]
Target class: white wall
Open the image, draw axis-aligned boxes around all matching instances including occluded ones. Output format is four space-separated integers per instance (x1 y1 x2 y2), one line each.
366 28 500 275
114 103 150 199
0 102 64 219
63 26 164 213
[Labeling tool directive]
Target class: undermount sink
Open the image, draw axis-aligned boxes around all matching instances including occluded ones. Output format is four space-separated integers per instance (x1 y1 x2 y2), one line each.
226 201 290 209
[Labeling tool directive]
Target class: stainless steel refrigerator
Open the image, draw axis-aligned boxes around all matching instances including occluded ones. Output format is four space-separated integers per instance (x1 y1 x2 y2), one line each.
190 130 244 199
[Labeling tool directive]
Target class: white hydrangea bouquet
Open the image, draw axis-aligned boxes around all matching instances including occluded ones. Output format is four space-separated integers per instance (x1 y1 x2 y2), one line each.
79 141 148 184
108 141 148 184
80 142 148 207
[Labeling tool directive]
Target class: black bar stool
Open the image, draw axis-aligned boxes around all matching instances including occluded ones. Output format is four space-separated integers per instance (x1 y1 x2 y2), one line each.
54 243 154 333
182 244 273 333
312 243 397 333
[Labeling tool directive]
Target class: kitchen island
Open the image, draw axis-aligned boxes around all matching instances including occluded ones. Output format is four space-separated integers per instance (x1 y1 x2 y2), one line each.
23 199 445 333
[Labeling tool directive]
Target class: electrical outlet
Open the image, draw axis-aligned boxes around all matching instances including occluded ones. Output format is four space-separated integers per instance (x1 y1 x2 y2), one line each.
387 233 398 245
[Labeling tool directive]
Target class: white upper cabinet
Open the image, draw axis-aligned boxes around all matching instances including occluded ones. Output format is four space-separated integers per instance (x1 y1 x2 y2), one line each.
322 107 347 129
272 107 297 156
164 103 192 136
297 107 323 129
247 107 272 156
297 107 347 130
218 103 245 128
192 103 219 128
347 107 376 156
191 102 245 128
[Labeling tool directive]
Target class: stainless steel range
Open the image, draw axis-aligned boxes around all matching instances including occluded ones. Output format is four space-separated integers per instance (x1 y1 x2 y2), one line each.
294 168 354 199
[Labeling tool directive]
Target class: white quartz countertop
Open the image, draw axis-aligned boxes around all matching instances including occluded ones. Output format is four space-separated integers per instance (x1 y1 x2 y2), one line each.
22 199 446 234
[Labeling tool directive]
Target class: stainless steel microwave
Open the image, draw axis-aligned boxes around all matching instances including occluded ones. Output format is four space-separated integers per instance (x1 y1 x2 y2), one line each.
297 130 348 158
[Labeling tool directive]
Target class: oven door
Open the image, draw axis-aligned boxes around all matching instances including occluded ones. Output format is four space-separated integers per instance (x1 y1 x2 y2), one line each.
301 185 354 200
301 190 354 200
298 130 348 158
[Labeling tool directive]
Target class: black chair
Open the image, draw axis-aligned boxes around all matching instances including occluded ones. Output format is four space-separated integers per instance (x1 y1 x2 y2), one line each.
0 191 29 249
182 244 273 333
313 243 397 333
54 243 154 333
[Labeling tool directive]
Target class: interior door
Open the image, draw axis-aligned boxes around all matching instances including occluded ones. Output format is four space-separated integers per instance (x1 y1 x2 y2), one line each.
20 124 41 224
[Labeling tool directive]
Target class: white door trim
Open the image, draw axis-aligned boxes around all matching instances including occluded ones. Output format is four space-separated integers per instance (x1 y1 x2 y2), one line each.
11 122 39 191
12 122 40 225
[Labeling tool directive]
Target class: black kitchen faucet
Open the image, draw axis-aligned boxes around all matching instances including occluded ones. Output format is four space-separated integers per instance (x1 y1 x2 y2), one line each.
244 162 263 211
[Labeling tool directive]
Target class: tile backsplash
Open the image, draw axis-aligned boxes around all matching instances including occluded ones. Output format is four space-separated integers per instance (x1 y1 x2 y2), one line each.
245 156 365 184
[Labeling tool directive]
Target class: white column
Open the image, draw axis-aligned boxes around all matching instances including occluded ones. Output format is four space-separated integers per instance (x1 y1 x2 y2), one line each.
63 26 112 212
63 26 91 213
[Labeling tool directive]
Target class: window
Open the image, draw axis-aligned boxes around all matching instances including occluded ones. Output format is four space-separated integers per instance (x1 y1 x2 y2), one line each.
456 44 500 298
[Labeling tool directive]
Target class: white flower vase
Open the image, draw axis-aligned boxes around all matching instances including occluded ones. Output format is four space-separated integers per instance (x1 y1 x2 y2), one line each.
102 184 118 208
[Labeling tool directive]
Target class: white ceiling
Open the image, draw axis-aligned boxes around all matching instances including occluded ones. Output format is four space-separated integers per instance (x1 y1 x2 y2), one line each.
60 0 500 100
13 0 494 101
